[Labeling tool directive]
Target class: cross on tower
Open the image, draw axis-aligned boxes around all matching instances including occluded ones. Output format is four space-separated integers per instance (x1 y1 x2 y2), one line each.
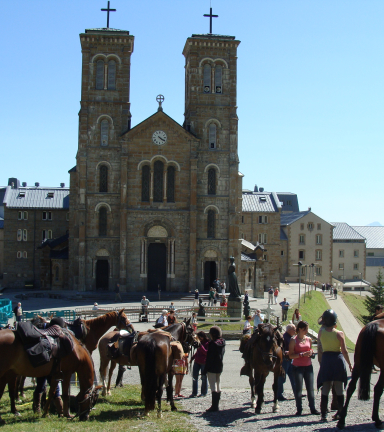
101 1 116 28
203 7 218 34
156 94 165 112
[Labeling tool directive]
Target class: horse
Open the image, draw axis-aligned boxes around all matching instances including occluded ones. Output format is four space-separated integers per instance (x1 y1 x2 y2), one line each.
0 329 100 424
240 323 284 414
337 319 384 429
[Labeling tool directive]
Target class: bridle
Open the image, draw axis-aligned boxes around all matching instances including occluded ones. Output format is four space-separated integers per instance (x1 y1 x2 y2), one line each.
257 337 278 368
70 385 96 421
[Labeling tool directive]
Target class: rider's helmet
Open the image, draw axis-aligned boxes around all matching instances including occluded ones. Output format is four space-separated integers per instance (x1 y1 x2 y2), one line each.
318 309 338 327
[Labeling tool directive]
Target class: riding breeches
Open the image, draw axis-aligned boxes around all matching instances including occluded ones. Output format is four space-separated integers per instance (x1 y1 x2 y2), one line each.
207 372 221 392
322 381 343 396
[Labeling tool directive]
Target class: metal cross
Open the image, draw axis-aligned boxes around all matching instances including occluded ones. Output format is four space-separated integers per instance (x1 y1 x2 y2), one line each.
156 94 165 111
101 1 116 28
204 7 218 34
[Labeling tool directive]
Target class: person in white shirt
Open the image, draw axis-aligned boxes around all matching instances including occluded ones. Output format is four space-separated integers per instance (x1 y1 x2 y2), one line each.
92 302 99 310
155 310 168 328
243 316 253 335
252 309 263 332
221 282 226 295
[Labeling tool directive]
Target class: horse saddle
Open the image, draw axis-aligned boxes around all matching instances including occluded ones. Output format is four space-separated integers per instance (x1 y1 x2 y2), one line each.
16 321 74 368
66 317 88 341
107 330 137 360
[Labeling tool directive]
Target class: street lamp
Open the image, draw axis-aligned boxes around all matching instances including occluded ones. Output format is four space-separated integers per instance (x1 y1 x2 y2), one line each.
359 272 362 296
309 263 315 290
293 261 303 308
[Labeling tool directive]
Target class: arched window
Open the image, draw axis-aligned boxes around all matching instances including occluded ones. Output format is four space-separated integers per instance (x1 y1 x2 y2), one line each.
141 165 150 202
100 120 109 146
167 166 175 203
108 60 116 90
208 168 216 195
215 65 222 93
209 124 216 149
99 207 107 237
207 210 215 239
203 64 211 93
153 160 164 202
99 165 108 192
96 60 104 90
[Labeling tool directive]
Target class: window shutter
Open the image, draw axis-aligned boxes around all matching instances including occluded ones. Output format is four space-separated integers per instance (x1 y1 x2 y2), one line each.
108 60 116 90
96 60 104 89
101 120 109 146
203 64 211 93
215 65 222 93
209 124 216 149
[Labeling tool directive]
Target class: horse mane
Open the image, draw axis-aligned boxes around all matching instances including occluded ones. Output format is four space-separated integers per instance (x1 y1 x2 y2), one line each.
84 310 118 327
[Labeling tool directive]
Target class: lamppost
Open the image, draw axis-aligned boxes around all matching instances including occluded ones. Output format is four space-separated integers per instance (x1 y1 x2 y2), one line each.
293 261 303 308
309 263 315 290
359 272 363 296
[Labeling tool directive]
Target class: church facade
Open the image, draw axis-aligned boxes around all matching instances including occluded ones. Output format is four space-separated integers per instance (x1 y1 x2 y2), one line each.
68 28 243 293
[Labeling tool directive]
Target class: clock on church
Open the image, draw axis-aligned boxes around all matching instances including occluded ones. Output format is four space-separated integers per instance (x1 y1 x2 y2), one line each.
152 130 167 146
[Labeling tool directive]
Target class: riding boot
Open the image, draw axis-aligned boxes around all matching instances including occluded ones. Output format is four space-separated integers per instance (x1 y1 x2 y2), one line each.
206 392 219 412
54 396 64 417
320 394 329 422
115 365 126 388
330 384 338 410
33 392 43 414
332 395 344 421
216 391 221 411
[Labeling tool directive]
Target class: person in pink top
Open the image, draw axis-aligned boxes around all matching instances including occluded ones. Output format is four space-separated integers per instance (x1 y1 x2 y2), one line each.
289 321 320 416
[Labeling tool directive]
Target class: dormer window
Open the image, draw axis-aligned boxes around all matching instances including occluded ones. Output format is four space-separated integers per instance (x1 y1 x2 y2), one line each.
19 191 25 198
47 192 54 198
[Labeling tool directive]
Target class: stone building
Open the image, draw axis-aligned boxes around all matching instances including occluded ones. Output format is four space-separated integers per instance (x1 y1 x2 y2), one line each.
69 27 242 292
2 180 69 288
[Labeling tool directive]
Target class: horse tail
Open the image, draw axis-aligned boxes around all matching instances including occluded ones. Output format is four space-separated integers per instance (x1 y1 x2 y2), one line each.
139 335 157 411
358 321 378 400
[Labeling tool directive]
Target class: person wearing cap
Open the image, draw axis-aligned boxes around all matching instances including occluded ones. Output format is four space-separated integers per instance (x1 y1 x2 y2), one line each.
92 302 99 310
205 326 226 412
140 295 150 315
154 310 168 328
193 289 199 307
317 309 352 422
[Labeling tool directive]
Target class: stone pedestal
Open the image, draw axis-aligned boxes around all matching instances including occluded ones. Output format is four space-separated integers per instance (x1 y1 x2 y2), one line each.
227 297 242 320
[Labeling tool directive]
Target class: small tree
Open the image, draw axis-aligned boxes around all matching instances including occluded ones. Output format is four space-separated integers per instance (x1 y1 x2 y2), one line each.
363 269 384 324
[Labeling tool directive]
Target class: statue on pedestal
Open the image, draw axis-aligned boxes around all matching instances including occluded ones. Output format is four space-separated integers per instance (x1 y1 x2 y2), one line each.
228 256 241 299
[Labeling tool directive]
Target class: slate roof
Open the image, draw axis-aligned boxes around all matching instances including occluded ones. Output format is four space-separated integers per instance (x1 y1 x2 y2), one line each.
3 186 70 209
367 257 384 267
280 211 310 226
242 191 281 213
0 217 3 229
277 193 300 212
39 233 69 250
331 223 366 241
241 252 256 262
352 226 384 249
280 228 288 240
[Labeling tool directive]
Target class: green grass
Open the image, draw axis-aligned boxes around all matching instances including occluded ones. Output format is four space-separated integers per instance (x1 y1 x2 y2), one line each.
339 292 369 327
282 291 355 352
0 385 195 432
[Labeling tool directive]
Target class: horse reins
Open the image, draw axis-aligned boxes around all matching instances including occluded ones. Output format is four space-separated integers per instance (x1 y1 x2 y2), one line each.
70 385 95 421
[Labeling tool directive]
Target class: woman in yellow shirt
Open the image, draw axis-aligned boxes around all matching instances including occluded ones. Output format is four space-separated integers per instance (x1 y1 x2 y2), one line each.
317 309 352 423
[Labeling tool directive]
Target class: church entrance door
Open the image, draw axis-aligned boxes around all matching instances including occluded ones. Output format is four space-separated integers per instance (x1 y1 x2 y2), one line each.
204 261 216 291
96 260 109 291
147 243 166 292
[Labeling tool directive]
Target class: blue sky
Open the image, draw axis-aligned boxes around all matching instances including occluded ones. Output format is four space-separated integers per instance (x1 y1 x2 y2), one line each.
2 0 383 226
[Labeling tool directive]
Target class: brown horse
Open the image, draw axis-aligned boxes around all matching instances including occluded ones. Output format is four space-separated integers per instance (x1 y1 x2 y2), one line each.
240 323 283 414
0 329 99 424
337 319 384 429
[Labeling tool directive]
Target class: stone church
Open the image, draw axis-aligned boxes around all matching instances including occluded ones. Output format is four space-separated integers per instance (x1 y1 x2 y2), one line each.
68 26 243 293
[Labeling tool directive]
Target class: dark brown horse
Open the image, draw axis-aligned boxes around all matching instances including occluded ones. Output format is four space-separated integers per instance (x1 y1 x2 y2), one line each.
337 319 384 429
0 329 99 424
240 323 283 413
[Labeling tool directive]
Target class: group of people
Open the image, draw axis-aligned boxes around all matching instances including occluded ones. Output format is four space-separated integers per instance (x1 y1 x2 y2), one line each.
268 286 280 304
321 283 338 299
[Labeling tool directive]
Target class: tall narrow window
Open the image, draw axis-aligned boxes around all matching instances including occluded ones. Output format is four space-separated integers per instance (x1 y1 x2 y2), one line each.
23 229 28 241
208 168 216 195
141 165 150 202
203 64 211 93
99 207 107 236
248 268 252 283
17 229 22 241
215 65 222 93
99 165 108 192
167 166 175 203
209 123 216 149
207 210 215 238
100 120 109 146
96 60 104 89
55 266 59 282
108 60 116 90
153 160 164 202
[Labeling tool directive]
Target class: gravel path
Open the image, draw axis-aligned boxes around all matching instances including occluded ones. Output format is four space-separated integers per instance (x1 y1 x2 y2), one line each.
179 390 382 431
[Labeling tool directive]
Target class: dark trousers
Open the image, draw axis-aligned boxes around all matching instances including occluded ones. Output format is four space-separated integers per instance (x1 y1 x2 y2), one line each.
292 364 316 411
277 359 296 398
192 362 207 396
281 309 288 321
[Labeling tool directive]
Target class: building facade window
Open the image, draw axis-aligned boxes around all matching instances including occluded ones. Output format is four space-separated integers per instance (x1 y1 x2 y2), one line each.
258 233 267 244
107 60 116 90
99 165 108 193
42 229 52 241
100 119 109 146
203 64 211 93
264 254 268 261
23 251 27 259
354 263 359 270
281 250 284 256
316 250 322 260
299 250 305 260
248 268 252 283
96 60 104 89
367 252 374 257
208 168 216 195
17 251 22 258
23 229 27 241
167 166 175 203
339 250 344 258
141 165 150 202
317 223 322 230
18 211 28 220
17 229 22 241
339 263 344 270
308 222 314 230
99 207 107 237
300 223 304 230
259 215 268 224
207 210 215 238
299 234 305 245
317 266 322 276
354 250 359 258
55 266 59 282
316 234 322 245
153 160 164 202
209 123 217 149
42 211 52 220
215 65 222 93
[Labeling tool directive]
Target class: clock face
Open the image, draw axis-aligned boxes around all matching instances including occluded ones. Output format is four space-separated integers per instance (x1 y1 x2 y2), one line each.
152 130 167 146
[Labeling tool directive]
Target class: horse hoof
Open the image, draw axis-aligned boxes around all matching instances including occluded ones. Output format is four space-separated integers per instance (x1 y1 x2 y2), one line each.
337 420 345 429
255 408 261 414
171 406 177 412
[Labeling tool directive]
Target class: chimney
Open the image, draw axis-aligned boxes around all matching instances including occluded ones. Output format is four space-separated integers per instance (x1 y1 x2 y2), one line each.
259 187 264 192
308 207 311 211
254 185 258 192
35 182 40 187
22 182 27 187
60 183 65 188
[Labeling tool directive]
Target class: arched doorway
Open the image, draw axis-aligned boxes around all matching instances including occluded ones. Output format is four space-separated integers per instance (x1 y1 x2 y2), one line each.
204 261 217 291
96 260 109 290
147 243 166 292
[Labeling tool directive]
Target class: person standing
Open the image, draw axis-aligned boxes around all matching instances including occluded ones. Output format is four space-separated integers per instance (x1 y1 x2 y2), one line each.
277 323 297 401
317 310 352 422
292 308 302 326
289 320 320 416
168 310 177 325
190 331 209 397
279 298 290 322
209 287 215 307
13 302 22 327
92 302 99 310
268 286 274 304
140 296 150 321
169 302 176 311
205 326 226 412
221 282 226 296
274 287 279 304
333 286 338 299
252 309 263 332
244 290 249 303
114 283 122 302
193 289 199 307
191 312 198 332
243 316 253 335
220 295 227 307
